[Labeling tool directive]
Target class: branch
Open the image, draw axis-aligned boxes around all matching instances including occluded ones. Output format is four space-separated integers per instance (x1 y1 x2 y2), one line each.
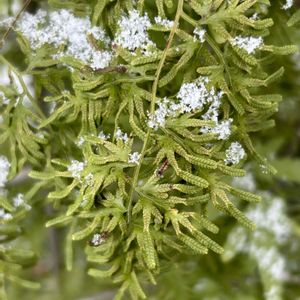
0 0 32 49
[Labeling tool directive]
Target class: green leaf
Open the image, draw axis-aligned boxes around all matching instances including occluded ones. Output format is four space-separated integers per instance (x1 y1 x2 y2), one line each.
141 231 156 270
178 233 208 254
29 170 56 180
45 215 73 228
88 261 120 278
7 275 40 290
0 196 15 212
48 180 77 199
178 170 209 188
287 10 300 26
193 231 224 254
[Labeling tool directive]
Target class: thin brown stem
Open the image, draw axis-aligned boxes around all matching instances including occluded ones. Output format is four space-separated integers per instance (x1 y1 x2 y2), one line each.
127 0 184 223
0 0 32 49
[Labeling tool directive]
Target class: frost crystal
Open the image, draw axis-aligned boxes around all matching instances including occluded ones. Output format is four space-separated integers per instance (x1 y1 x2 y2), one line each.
0 155 10 188
90 233 104 246
17 9 112 70
0 16 14 28
147 98 170 130
147 77 230 138
0 91 9 105
16 9 47 49
231 35 263 54
68 160 85 180
88 27 110 45
90 51 113 70
98 131 111 140
13 193 25 207
224 142 246 165
114 10 154 55
250 13 259 20
193 28 206 43
85 173 94 186
201 115 232 140
211 119 233 140
76 136 85 147
174 77 224 116
0 209 12 220
201 96 221 123
154 16 174 28
176 77 211 113
116 128 129 143
128 152 141 165
13 193 31 210
282 0 293 10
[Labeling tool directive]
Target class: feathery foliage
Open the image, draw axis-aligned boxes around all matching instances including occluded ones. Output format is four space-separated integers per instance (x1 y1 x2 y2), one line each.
0 0 299 299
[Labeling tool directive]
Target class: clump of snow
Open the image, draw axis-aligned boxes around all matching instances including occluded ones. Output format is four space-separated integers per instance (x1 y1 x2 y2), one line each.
154 16 174 28
231 35 263 54
98 130 111 140
17 9 112 70
0 16 14 28
282 0 293 10
0 208 12 220
68 160 85 180
13 193 31 210
224 142 246 165
147 76 232 140
84 173 94 186
128 152 141 165
90 233 105 246
193 28 206 43
75 136 85 147
205 118 233 140
116 128 129 143
0 91 9 105
0 155 10 188
147 97 171 130
114 9 155 56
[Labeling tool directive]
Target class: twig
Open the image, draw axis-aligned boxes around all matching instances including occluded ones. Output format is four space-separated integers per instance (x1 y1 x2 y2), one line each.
127 0 184 223
0 0 32 49
0 55 46 118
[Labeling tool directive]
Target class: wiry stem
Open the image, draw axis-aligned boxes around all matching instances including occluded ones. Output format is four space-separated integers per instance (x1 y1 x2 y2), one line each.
0 55 45 118
0 0 32 49
127 0 184 223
